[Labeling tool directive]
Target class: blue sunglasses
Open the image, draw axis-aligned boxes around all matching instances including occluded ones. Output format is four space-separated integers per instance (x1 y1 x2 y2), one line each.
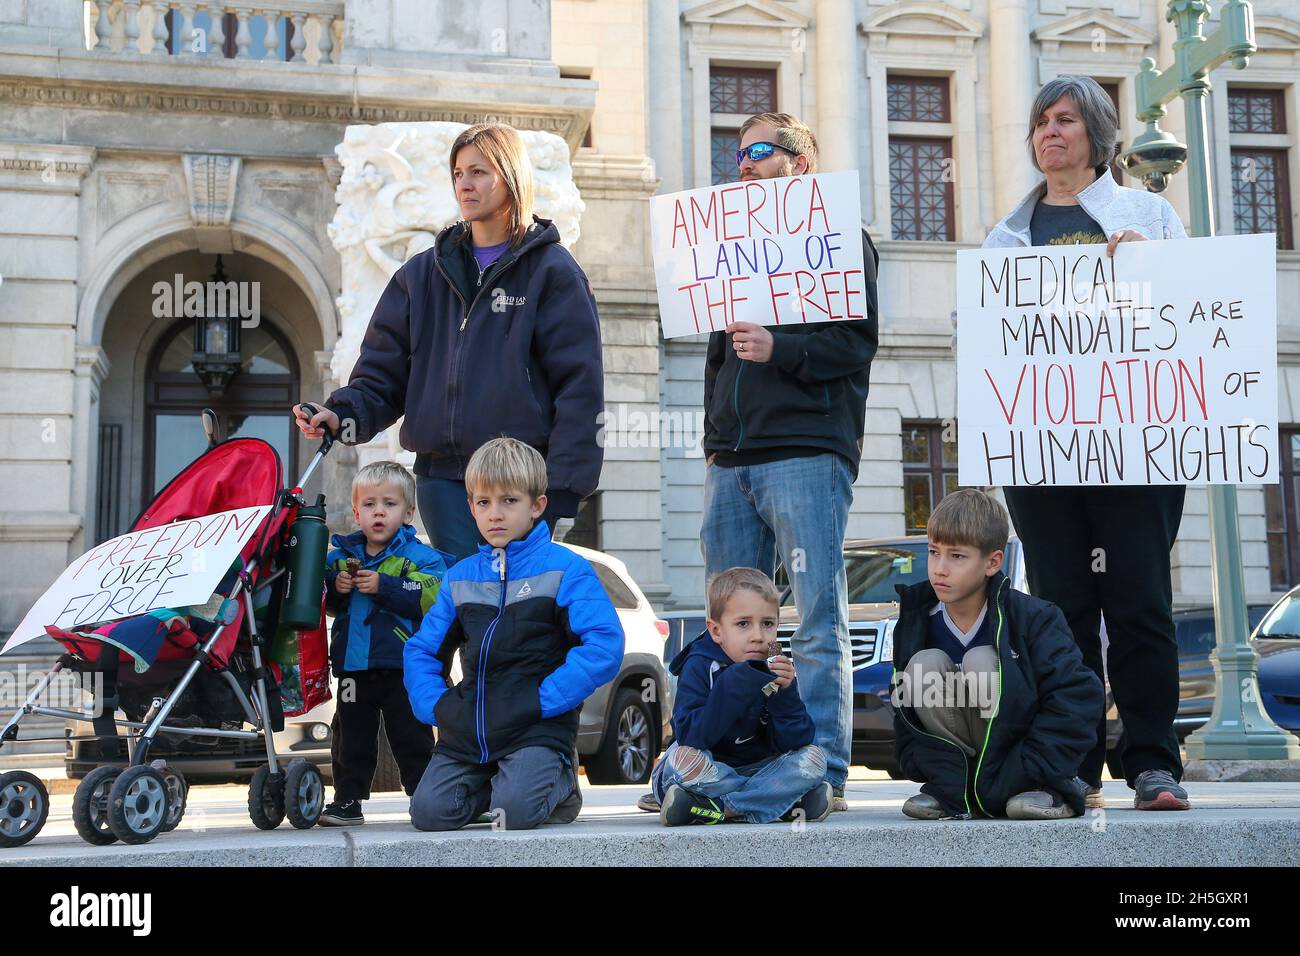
735 141 798 166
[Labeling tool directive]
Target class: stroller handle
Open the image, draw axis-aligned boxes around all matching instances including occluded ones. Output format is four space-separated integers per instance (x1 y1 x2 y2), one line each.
297 402 335 455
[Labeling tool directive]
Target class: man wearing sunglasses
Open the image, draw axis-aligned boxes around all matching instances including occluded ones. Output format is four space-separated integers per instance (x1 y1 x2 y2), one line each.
700 112 880 811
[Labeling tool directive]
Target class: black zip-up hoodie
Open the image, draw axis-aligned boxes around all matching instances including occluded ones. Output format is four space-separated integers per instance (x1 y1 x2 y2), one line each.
702 227 879 479
891 572 1102 818
325 217 604 516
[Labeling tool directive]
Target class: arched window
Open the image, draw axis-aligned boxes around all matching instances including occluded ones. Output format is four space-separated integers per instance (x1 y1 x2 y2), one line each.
144 319 299 497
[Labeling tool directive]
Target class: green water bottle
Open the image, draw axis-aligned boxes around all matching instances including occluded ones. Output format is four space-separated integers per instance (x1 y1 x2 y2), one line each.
281 494 328 630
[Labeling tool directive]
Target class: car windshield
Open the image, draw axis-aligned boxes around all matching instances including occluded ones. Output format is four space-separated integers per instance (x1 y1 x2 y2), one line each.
777 542 929 605
1257 592 1300 640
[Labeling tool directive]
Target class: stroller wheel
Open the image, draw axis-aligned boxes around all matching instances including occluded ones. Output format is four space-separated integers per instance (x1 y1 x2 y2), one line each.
107 766 170 845
73 766 122 846
284 759 324 829
153 763 188 833
248 764 286 830
0 771 50 848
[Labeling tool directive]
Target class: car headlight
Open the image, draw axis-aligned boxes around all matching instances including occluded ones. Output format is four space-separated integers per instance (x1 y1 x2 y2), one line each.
878 622 894 663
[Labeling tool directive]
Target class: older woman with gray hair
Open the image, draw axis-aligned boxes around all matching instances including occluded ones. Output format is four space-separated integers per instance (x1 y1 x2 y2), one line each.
988 76 1189 814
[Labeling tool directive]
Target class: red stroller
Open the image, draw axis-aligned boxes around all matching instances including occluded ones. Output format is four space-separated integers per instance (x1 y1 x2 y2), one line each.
0 408 336 847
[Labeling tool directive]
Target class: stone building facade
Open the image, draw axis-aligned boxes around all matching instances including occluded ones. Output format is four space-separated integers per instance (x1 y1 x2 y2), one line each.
1 0 1299 663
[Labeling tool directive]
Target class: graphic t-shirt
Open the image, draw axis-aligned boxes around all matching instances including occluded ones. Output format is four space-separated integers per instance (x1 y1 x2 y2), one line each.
1029 200 1107 247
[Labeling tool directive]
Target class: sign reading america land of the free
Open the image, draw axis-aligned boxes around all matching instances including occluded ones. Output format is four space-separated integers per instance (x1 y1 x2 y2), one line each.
649 171 868 339
956 233 1278 487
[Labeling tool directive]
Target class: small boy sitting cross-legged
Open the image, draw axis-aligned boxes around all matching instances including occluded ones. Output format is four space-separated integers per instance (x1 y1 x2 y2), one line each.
892 488 1102 821
653 567 832 826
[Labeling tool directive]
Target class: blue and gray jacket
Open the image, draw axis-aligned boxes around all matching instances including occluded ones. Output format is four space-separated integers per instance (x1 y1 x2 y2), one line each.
403 520 625 764
668 633 816 768
324 524 449 675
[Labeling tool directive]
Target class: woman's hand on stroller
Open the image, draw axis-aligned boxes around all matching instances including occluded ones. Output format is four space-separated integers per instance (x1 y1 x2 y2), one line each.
293 402 339 440
353 569 380 594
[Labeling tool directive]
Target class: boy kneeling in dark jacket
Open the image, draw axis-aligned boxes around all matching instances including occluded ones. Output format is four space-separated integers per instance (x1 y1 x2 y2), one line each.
654 568 832 826
893 489 1102 820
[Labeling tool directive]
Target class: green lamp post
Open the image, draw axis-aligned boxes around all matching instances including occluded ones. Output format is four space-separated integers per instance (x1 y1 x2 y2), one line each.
1120 0 1300 763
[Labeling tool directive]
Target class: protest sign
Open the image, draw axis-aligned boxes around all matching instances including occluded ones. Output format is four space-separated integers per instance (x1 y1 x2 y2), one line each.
2 505 272 653
956 233 1277 486
650 171 867 338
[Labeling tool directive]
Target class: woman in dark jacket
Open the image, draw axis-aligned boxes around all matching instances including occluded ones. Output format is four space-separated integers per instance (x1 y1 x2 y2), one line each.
294 124 604 559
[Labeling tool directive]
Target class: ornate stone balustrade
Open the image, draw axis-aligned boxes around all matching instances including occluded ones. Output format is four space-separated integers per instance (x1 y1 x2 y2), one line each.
84 1 344 64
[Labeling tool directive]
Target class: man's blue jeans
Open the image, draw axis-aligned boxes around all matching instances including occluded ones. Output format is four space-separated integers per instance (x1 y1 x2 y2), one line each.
651 741 827 823
700 453 853 789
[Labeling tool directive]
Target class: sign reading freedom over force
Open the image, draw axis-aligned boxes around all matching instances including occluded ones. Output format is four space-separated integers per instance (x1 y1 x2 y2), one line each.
2 505 272 654
649 171 867 339
956 233 1277 487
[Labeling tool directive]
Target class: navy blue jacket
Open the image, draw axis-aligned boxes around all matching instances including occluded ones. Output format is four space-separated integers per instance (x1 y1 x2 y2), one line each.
668 633 816 767
891 572 1102 817
404 520 625 763
325 217 604 517
323 525 449 675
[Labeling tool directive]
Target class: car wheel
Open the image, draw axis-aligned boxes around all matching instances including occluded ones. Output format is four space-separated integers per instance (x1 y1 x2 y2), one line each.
371 717 402 794
586 687 656 785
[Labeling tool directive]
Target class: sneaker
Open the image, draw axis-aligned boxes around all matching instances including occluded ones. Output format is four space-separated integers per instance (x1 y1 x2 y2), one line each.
636 792 660 813
902 792 947 820
318 799 364 826
1005 789 1078 820
1085 785 1105 809
789 781 833 823
831 785 848 812
546 786 583 825
659 785 725 827
1134 769 1190 811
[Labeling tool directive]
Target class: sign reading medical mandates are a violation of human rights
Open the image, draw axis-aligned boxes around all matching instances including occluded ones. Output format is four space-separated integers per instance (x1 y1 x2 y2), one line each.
956 233 1277 487
1 506 272 654
649 171 867 338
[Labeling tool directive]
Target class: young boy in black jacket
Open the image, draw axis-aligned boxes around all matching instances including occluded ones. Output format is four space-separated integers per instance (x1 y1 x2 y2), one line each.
892 489 1102 821
653 567 832 826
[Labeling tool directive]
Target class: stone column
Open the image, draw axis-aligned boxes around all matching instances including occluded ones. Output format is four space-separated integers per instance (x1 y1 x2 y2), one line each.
815 0 861 177
989 0 1038 216
70 346 111 558
0 144 96 634
647 0 685 194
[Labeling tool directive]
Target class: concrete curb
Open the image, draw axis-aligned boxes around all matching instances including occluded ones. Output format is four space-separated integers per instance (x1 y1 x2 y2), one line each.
6 809 1300 867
